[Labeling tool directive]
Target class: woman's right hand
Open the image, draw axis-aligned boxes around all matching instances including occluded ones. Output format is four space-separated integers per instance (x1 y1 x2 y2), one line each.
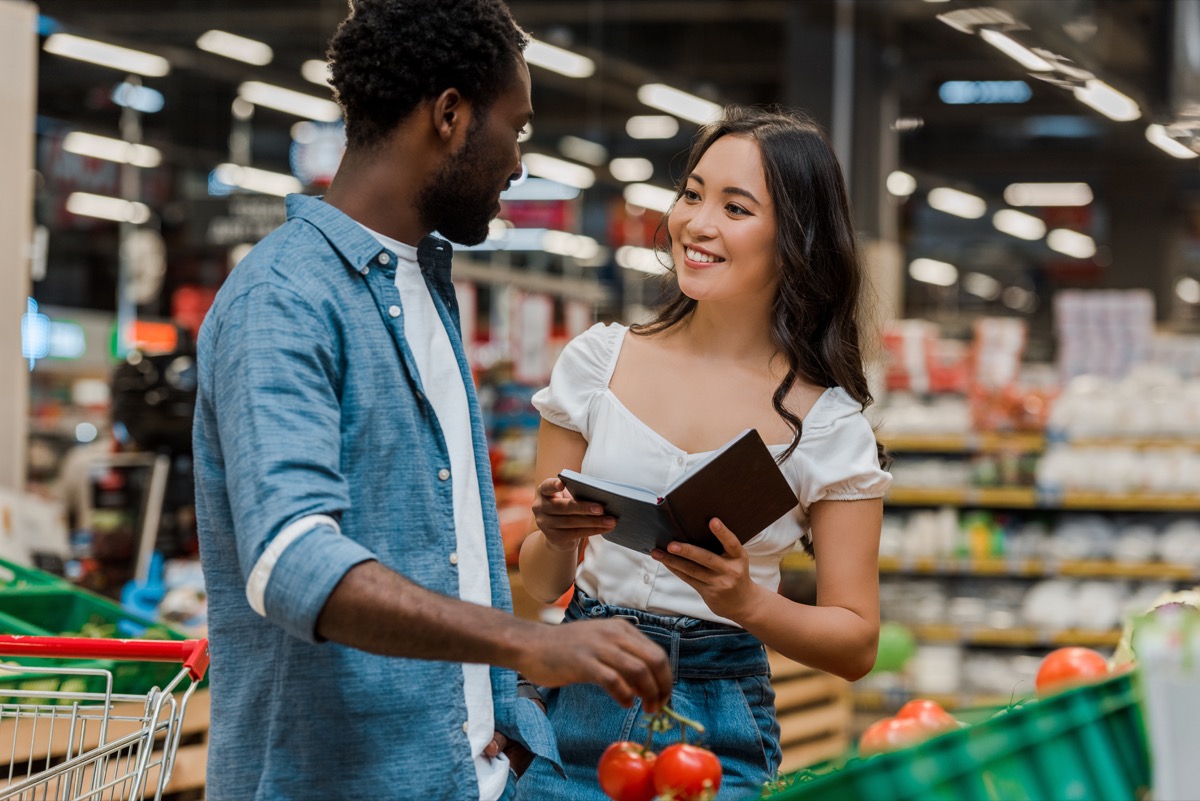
533 476 616 553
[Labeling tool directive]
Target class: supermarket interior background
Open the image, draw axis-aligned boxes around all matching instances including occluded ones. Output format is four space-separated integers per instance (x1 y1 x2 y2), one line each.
1 0 1200 797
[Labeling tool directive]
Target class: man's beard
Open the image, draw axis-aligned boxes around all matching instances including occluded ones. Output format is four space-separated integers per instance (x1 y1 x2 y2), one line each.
417 120 505 246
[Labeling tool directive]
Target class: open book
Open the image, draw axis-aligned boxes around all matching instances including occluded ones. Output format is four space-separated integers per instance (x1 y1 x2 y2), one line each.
558 428 798 555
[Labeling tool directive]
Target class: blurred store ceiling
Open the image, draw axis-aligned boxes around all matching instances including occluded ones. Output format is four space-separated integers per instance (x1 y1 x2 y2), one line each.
25 0 1200 333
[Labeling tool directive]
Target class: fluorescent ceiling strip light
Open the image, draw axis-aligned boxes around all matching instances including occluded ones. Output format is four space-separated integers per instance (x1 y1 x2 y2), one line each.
623 183 676 213
978 29 1052 72
301 59 331 86
238 81 340 122
1145 124 1198 159
886 170 916 197
196 30 273 66
500 177 580 201
1176 277 1200 304
963 272 1002 300
1047 229 1096 259
609 158 654 183
63 132 162 168
525 38 594 78
626 115 679 139
637 84 721 125
909 258 958 286
44 33 169 77
616 246 668 275
928 187 986 219
542 230 600 260
558 136 608 166
992 209 1046 240
522 153 595 189
1004 182 1093 207
66 192 151 224
1073 79 1140 122
215 163 303 196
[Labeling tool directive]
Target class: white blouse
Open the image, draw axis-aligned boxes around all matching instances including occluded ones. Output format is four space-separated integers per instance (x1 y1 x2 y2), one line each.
532 322 893 626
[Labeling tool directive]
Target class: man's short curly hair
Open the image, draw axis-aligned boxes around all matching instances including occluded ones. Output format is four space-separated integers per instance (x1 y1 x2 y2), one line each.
327 0 529 149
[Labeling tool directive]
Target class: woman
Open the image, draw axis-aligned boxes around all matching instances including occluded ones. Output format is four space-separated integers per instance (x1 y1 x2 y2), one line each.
515 105 892 800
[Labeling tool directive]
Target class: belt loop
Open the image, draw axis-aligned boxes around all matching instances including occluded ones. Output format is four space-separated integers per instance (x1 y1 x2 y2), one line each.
669 629 681 680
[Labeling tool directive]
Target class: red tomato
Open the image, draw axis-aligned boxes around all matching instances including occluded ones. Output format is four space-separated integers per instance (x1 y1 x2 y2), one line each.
895 699 960 735
1035 647 1109 696
597 741 657 801
653 743 722 800
858 716 927 756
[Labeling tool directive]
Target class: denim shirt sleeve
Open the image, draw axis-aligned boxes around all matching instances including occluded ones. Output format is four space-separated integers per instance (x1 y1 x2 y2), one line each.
208 280 376 642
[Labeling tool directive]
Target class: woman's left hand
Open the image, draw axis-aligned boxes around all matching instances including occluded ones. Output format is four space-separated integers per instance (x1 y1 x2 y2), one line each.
650 518 762 622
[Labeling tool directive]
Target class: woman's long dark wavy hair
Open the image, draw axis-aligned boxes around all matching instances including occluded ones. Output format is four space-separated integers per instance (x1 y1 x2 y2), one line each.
632 104 888 468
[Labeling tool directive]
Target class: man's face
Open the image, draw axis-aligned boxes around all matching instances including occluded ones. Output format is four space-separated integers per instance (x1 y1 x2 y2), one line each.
417 58 533 245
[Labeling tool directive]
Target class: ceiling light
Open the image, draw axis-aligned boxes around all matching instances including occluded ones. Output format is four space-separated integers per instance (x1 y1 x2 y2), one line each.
1001 286 1037 312
1004 182 1093 206
609 157 654 183
978 29 1053 72
992 209 1046 240
63 132 162 168
500 177 580 202
112 82 164 114
886 170 916 197
302 59 331 86
196 30 273 66
522 153 595 189
1176 277 1200 304
1073 79 1140 121
1046 228 1096 259
558 136 607 166
623 183 676 213
44 33 169 77
66 192 151 224
542 230 600 260
616 246 668 275
928 187 986 219
214 163 304 196
963 272 1002 300
524 38 594 78
909 258 958 286
637 84 721 125
238 81 340 122
626 115 679 140
1146 124 1198 159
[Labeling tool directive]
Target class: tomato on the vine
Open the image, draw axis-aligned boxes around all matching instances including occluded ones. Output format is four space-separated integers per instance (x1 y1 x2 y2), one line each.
858 716 926 756
598 741 657 801
1035 647 1108 696
653 743 722 800
895 699 960 735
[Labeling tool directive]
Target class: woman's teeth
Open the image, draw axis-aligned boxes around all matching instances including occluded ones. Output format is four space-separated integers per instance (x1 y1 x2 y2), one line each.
686 247 724 263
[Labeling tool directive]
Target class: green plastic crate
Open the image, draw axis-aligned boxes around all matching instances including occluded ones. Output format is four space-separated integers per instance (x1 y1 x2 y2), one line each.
761 673 1150 801
0 587 188 694
0 558 66 591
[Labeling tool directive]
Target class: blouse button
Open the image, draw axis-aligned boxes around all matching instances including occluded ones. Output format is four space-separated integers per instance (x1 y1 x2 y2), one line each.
676 456 685 466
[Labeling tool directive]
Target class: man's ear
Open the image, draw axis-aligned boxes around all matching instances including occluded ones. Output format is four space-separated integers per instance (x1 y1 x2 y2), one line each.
430 87 469 144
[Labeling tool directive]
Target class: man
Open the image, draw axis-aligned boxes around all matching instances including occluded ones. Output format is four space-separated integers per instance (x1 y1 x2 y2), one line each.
192 2 673 799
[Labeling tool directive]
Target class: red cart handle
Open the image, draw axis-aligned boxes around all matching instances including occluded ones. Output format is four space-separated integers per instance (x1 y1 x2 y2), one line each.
0 635 209 681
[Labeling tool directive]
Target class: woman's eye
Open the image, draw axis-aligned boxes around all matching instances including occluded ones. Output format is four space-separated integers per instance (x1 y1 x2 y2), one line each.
727 203 748 216
683 189 700 201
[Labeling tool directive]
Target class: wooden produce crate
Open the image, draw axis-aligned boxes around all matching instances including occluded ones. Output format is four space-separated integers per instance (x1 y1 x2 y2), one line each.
768 651 852 774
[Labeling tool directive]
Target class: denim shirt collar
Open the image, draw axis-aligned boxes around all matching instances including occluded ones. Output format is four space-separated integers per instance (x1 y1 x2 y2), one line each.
284 194 454 292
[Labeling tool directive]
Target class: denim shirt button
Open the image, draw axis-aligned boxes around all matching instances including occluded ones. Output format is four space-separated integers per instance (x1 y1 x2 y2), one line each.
378 252 391 266
438 468 451 481
388 305 401 318
449 551 458 565
361 266 370 275
462 721 469 733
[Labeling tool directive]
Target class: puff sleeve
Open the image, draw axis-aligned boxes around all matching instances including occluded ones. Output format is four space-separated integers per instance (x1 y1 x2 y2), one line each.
793 388 893 509
531 322 621 439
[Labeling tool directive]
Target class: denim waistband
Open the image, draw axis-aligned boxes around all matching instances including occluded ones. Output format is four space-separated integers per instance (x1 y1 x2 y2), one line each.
566 590 770 680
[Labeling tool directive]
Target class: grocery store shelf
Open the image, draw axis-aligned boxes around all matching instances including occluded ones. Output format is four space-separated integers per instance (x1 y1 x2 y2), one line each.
910 623 1119 649
885 486 1200 511
871 555 1200 581
880 432 1045 454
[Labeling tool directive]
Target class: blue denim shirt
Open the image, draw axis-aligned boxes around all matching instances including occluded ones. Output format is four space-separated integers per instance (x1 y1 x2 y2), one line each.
193 194 558 800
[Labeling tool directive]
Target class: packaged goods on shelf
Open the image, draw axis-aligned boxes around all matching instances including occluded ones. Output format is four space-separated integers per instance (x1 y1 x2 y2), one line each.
1055 289 1155 381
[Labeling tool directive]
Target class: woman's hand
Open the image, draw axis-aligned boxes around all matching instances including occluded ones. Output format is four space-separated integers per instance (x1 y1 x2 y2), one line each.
533 476 615 553
650 518 763 622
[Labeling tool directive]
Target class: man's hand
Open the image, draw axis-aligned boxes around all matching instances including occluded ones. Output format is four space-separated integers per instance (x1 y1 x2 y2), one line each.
532 477 615 553
515 618 672 712
485 732 536 777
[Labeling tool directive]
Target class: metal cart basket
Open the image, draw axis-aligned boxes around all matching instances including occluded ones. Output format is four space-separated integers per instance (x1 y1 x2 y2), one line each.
0 635 209 801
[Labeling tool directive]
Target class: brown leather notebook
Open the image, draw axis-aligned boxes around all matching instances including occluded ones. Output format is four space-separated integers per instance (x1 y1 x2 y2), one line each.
558 428 798 555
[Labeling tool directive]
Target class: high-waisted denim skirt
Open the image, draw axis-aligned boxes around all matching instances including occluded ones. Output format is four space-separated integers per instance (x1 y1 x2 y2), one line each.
513 590 782 801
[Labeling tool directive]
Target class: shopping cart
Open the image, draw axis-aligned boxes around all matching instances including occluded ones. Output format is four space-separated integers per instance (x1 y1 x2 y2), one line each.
0 635 209 801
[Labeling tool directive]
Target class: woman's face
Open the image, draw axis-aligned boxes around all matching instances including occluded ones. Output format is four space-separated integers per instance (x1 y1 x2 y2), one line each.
667 134 780 304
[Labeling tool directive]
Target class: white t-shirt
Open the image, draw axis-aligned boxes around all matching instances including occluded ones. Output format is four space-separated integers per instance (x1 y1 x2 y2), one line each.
361 226 508 801
532 322 893 626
